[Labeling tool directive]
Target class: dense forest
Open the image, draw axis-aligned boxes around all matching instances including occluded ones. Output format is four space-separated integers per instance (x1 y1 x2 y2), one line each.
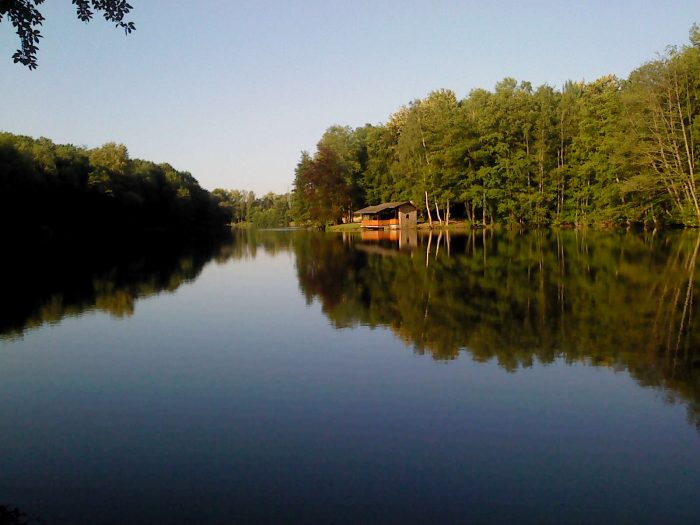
4 27 697 232
292 26 700 228
0 132 230 236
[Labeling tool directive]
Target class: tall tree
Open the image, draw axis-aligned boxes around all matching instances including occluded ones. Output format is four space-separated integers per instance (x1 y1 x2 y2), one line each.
623 29 700 225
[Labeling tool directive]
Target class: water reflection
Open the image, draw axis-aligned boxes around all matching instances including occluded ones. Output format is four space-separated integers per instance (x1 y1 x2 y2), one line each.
357 229 418 253
0 233 231 340
3 228 700 431
2 229 700 523
294 229 700 430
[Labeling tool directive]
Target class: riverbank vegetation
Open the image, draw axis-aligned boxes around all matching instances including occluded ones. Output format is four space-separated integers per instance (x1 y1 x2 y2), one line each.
292 26 700 228
211 189 292 228
0 132 230 236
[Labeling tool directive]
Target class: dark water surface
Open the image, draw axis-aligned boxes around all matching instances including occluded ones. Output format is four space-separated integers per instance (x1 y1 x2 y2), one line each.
1 229 699 524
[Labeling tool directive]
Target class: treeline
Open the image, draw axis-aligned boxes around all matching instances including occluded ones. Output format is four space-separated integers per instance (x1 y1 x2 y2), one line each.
0 132 229 235
212 188 292 228
292 26 700 227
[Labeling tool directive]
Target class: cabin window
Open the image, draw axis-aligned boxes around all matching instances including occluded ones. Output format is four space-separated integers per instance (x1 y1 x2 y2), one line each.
406 214 410 219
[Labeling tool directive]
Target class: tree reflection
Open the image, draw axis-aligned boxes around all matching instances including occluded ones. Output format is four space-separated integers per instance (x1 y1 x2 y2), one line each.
293 229 700 429
3 228 699 430
0 230 305 341
0 232 232 340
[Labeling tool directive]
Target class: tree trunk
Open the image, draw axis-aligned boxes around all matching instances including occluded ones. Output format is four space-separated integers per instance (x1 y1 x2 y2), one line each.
434 199 443 227
424 191 433 228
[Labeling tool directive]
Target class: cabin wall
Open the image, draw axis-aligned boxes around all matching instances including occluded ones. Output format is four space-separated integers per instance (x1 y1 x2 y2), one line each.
361 218 399 228
398 204 417 228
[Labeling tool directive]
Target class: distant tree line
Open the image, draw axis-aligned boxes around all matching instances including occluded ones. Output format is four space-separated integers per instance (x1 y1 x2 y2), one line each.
0 132 230 235
292 25 700 228
211 188 292 228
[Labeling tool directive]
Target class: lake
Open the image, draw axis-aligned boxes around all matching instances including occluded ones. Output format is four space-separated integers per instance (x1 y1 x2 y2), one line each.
1 229 699 524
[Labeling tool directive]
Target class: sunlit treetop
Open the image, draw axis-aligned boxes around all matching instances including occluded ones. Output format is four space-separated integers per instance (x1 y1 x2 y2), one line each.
0 0 135 69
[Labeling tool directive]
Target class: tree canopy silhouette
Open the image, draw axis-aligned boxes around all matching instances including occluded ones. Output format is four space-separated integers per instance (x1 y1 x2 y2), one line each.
0 0 135 69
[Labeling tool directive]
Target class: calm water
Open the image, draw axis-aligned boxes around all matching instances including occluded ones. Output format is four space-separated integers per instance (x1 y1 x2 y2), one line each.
1 229 700 524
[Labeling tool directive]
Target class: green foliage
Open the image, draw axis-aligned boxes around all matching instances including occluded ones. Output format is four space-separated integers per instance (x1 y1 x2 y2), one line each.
292 143 353 227
0 132 229 234
0 0 135 69
249 192 292 228
290 26 700 227
212 188 292 228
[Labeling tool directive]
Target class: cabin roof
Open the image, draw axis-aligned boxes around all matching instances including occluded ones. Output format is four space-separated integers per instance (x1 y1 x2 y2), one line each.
354 201 415 215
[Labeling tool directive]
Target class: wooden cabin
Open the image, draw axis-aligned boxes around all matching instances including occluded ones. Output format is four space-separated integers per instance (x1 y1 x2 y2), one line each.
354 201 417 229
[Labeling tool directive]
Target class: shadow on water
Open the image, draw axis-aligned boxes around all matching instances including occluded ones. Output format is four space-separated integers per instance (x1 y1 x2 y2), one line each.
293 228 700 431
0 505 28 525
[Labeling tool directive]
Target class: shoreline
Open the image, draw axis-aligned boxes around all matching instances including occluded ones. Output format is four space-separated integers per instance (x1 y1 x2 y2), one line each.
325 221 691 233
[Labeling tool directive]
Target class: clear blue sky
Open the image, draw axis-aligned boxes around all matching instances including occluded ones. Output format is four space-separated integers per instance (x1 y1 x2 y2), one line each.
1 0 698 193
